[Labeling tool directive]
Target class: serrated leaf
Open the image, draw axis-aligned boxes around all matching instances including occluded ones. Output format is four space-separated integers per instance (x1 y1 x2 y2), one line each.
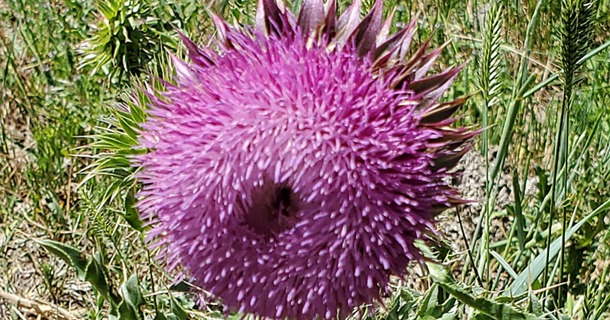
416 284 439 317
385 287 417 320
428 263 539 320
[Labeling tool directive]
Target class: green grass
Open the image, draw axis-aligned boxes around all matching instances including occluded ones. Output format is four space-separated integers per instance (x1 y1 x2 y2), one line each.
1 0 609 319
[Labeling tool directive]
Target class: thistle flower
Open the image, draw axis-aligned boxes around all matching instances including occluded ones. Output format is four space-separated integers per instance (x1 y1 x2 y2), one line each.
134 0 475 319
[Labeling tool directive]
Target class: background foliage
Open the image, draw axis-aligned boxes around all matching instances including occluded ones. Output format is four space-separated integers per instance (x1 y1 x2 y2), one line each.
1 0 609 319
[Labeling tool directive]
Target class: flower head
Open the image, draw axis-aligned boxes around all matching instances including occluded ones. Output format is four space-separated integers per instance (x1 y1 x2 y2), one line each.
135 0 475 319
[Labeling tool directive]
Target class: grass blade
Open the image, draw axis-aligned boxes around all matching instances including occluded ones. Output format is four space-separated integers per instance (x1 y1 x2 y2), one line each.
508 197 610 297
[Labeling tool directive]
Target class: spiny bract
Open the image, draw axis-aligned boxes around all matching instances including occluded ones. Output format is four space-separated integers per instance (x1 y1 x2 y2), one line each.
134 0 475 319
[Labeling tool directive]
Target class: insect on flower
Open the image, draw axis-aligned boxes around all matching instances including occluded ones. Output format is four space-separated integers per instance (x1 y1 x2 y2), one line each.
134 0 476 319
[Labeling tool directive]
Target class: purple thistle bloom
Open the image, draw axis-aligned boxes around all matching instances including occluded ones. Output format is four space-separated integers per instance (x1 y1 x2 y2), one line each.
134 0 475 319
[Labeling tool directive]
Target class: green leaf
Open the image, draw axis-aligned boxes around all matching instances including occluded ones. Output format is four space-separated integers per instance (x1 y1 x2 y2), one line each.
86 253 113 302
385 287 417 320
416 284 440 318
120 274 144 318
93 131 137 150
428 263 539 320
490 251 519 280
115 109 141 140
170 298 188 320
98 0 118 20
35 239 88 278
438 311 457 320
124 190 143 231
507 198 610 296
169 280 190 292
471 312 494 320
36 239 116 303
528 294 543 316
117 300 139 320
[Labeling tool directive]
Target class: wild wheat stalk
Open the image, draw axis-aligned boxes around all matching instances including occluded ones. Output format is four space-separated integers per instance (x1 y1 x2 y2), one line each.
544 0 598 305
478 0 503 287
